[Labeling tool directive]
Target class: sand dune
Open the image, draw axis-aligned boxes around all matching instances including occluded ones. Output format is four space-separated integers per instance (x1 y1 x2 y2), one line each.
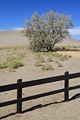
0 30 80 47
59 38 80 46
0 30 28 46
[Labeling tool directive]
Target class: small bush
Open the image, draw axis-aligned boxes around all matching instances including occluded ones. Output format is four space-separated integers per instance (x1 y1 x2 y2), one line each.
16 52 26 60
0 59 24 71
42 63 54 70
35 61 43 67
51 52 61 58
7 60 24 70
47 56 54 62
34 51 72 71
0 46 27 71
0 62 7 69
51 53 72 61
67 55 72 58
35 53 45 62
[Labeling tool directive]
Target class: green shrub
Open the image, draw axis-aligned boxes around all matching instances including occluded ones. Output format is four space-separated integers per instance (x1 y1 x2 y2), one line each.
51 53 72 61
34 51 72 70
0 46 27 71
47 56 54 62
7 60 24 70
35 53 45 62
0 59 24 71
0 62 7 69
24 11 73 52
67 55 72 58
42 63 54 70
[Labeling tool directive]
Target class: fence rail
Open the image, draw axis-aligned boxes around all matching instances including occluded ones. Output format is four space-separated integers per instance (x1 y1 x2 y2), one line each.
0 71 80 113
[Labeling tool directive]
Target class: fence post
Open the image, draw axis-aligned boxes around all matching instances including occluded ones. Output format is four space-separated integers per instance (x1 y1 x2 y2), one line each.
17 79 22 113
64 71 69 101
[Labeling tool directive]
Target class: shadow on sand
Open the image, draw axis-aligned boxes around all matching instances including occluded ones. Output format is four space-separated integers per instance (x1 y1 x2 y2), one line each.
0 93 80 120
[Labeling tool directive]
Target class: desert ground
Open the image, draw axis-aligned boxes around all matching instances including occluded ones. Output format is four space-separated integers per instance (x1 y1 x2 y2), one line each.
0 30 80 120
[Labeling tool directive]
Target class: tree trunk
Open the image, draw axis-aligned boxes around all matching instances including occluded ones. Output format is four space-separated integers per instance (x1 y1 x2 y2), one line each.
47 46 53 52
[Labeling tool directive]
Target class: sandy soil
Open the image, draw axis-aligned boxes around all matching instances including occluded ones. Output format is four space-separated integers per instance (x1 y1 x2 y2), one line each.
0 31 80 120
0 30 29 47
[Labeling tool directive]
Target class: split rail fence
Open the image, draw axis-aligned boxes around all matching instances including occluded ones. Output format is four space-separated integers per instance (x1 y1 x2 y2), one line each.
0 71 80 113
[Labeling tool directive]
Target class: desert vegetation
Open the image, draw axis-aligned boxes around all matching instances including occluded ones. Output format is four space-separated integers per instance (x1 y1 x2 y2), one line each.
24 11 73 52
0 46 27 71
34 52 72 70
0 45 72 72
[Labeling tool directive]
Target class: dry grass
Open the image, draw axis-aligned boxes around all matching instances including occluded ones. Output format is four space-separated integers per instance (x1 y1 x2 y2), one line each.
34 52 72 70
0 46 27 71
0 46 72 72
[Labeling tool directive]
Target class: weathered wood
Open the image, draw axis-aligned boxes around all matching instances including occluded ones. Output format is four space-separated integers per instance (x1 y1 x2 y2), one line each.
69 72 80 79
22 75 65 88
0 99 17 107
64 72 69 101
0 83 18 92
17 79 22 113
69 85 80 91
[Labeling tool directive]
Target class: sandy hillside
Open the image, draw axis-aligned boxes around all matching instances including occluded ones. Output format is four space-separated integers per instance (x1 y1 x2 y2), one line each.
0 30 80 47
59 37 80 46
0 30 28 46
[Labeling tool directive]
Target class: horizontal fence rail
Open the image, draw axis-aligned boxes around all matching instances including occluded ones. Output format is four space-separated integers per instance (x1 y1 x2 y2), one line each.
0 72 80 92
0 71 80 113
0 75 65 92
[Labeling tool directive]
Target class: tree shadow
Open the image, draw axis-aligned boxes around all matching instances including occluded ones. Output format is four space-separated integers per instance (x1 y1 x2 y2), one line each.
0 93 80 119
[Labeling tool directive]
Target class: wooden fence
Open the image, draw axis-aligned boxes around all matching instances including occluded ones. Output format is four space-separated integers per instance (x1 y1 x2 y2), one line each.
0 71 80 113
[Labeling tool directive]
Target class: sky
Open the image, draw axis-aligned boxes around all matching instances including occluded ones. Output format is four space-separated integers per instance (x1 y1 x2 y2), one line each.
0 0 80 39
